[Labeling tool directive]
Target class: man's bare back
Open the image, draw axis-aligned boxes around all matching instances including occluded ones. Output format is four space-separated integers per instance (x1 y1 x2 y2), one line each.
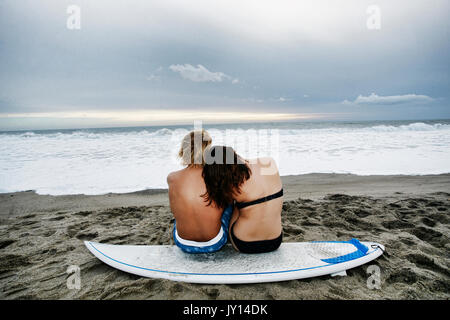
167 166 223 242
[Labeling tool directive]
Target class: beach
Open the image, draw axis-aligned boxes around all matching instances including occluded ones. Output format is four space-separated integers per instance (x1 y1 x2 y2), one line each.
1 0 449 305
0 173 449 300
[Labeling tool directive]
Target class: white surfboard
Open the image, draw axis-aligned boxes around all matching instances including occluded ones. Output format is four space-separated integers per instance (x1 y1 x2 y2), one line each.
84 238 384 284
85 239 385 284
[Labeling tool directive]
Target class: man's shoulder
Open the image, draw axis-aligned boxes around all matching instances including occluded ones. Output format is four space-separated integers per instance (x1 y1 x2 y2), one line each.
167 169 184 184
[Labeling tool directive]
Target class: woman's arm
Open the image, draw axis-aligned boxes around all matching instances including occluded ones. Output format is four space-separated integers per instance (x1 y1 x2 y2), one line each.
228 205 241 251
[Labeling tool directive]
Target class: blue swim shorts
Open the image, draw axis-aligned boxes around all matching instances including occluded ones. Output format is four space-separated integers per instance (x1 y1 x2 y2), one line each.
173 204 233 253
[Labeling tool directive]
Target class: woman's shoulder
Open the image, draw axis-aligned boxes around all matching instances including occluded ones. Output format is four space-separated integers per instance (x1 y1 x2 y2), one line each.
247 156 277 165
247 157 279 174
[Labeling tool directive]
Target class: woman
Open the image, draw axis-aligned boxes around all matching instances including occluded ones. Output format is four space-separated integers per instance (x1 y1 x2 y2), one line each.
167 130 233 253
202 145 283 254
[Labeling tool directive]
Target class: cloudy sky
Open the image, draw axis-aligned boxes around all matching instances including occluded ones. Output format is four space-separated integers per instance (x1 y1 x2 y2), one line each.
0 0 449 130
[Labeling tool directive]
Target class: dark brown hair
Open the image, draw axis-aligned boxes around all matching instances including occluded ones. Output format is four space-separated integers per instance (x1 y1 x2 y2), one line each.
201 146 252 209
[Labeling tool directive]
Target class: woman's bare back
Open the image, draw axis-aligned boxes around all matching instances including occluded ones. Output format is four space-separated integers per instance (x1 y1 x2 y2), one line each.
232 157 283 241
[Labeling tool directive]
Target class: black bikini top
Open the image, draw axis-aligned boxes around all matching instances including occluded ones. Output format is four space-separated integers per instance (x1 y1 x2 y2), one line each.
235 188 283 209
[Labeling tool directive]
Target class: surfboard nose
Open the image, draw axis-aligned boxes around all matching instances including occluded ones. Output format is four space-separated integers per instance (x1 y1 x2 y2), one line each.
376 243 385 252
367 242 385 252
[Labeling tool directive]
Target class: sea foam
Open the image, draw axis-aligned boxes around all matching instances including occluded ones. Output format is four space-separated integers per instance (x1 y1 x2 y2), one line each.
0 122 449 195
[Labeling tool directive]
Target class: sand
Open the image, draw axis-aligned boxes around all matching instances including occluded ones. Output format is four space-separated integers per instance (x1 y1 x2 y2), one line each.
0 173 449 300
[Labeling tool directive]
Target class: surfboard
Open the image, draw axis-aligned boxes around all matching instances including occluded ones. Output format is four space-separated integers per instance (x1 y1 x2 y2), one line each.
84 238 384 284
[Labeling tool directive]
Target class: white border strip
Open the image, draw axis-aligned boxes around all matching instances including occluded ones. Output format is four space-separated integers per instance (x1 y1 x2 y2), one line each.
175 226 224 247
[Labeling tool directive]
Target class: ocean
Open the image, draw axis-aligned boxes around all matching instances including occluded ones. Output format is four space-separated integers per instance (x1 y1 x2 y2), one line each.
1 119 449 195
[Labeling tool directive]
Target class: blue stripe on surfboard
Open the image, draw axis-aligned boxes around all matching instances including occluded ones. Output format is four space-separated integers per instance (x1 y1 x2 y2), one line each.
321 238 369 264
87 241 379 277
321 250 366 264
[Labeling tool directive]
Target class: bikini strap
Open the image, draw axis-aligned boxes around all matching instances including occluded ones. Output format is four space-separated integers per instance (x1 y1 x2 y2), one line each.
236 188 283 209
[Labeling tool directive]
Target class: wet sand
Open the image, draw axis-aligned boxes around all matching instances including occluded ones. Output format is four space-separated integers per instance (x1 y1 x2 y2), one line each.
0 173 449 299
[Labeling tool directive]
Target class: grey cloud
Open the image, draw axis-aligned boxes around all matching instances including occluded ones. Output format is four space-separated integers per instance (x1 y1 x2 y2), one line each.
343 93 435 105
169 64 234 83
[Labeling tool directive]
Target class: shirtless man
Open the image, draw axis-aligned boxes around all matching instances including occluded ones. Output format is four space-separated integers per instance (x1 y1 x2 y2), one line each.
167 130 233 253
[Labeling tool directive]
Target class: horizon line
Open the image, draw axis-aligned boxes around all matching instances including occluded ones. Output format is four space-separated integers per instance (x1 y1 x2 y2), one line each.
1 117 449 133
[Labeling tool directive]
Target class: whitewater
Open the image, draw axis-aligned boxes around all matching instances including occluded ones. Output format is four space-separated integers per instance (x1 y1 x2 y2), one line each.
0 120 449 195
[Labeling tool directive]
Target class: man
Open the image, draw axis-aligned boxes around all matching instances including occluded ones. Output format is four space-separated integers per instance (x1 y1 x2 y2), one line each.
167 130 233 253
